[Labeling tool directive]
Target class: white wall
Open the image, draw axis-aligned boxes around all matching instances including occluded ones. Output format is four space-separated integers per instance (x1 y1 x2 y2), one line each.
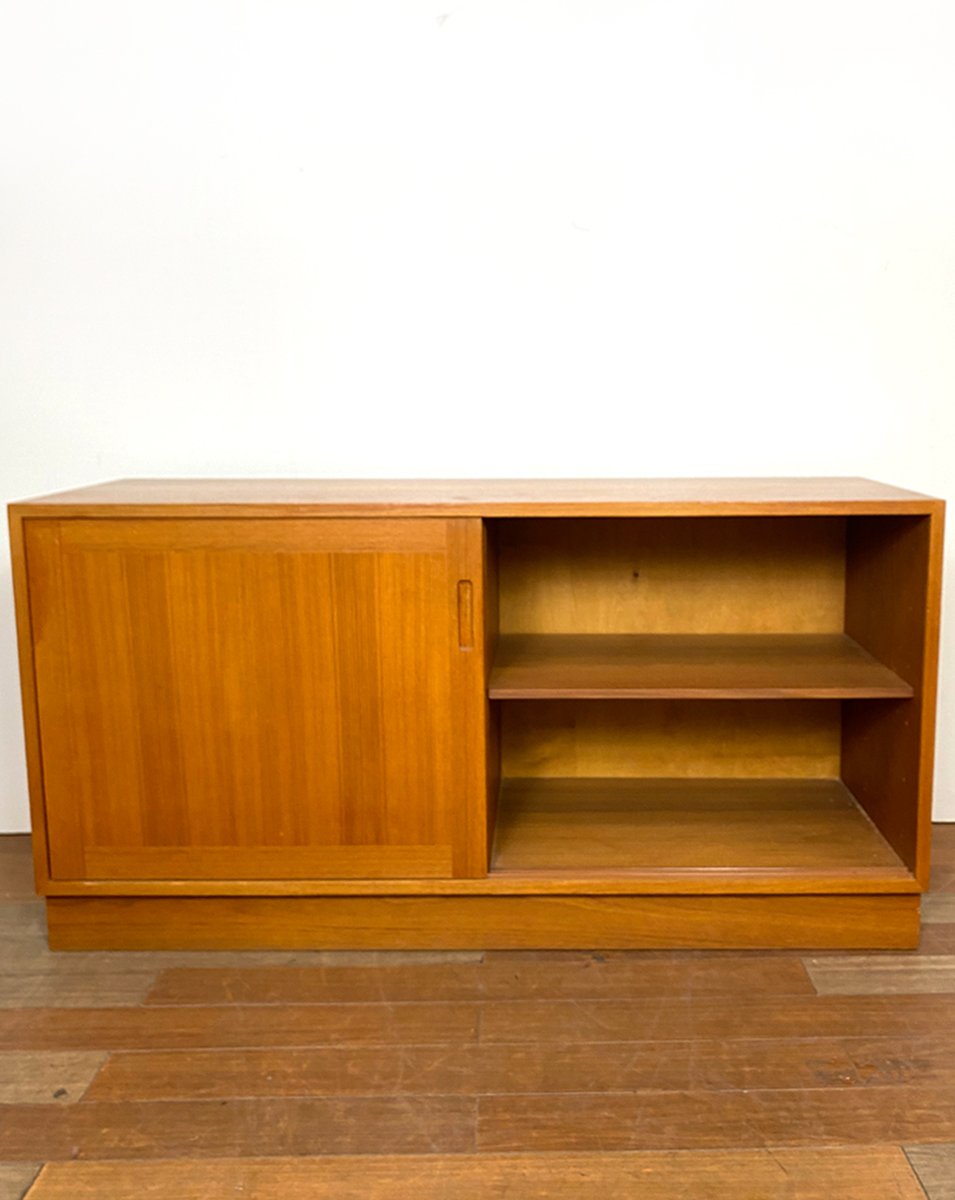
2 0 954 829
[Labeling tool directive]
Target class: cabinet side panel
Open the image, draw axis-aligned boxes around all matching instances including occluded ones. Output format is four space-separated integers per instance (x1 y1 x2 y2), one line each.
843 510 944 881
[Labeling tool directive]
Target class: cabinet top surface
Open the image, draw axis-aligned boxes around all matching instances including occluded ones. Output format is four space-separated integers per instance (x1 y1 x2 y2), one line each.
9 477 941 516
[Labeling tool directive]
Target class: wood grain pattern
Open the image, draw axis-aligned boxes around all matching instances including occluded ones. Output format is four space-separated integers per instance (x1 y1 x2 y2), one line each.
0 973 156 1009
142 954 813 1006
930 868 955 896
6 514 52 896
8 482 943 957
38 872 921 896
0 839 35 901
0 1053 106 1105
0 1164 38 1200
924 895 955 923
25 517 486 883
491 778 909 878
916 926 955 955
49 517 451 554
903 1144 955 1198
500 699 841 780
0 902 44 938
490 633 913 698
79 846 453 882
483 522 501 868
497 516 847 635
11 475 938 513
0 1097 477 1160
20 1148 928 1199
2 830 955 1187
0 1000 479 1052
84 1033 955 1102
933 825 955 865
476 1085 955 1151
805 955 955 995
479 992 955 1044
44 894 920 950
446 520 493 880
843 511 945 885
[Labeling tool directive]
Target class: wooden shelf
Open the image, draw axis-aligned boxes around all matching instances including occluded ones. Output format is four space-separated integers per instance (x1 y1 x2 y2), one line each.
491 777 913 886
489 634 913 699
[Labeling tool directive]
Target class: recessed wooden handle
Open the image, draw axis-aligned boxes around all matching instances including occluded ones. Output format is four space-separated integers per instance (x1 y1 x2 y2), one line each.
457 580 474 650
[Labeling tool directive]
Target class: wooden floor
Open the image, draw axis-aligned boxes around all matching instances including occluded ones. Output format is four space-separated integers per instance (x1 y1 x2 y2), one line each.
3 835 955 1198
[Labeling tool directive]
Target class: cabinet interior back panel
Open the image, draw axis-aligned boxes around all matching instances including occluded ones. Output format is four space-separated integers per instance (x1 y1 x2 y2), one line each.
500 700 841 779
496 518 846 634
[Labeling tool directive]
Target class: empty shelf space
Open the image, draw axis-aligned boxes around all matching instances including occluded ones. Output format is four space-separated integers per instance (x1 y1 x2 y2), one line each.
488 633 913 699
491 777 913 887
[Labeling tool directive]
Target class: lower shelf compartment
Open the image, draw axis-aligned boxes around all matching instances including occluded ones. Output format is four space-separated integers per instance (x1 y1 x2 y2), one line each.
491 777 914 886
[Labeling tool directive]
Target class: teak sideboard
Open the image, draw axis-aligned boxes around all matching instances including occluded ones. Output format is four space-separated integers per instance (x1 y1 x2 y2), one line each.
8 478 944 950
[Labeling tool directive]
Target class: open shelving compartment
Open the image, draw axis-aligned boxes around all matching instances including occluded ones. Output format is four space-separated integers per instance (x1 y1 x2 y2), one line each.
484 512 936 894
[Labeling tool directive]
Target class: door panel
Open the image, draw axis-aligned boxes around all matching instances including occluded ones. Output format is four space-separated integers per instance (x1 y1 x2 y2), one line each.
25 518 486 882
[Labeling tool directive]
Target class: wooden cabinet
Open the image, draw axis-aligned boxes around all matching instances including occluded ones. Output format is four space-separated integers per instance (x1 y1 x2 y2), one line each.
8 479 944 950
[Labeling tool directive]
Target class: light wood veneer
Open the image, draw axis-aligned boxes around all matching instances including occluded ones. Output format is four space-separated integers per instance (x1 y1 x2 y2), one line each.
490 633 912 698
8 478 944 949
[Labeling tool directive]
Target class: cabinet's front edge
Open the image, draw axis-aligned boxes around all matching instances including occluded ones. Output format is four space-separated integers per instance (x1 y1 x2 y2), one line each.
446 517 492 879
46 894 921 951
42 870 922 897
916 502 946 885
6 510 53 893
8 501 943 520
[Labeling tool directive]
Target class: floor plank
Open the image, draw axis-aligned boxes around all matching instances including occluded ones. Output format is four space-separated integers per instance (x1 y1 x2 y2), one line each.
0 1003 478 1051
21 1147 927 1199
0 974 156 1009
18 995 954 1056
0 1053 106 1105
930 868 955 894
0 1165 39 1200
0 905 45 939
477 1086 955 1151
904 1143 955 1198
923 896 955 923
932 826 955 865
85 1032 955 1100
917 925 955 954
0 1098 476 1160
479 992 955 1042
144 955 814 1006
807 955 955 995
0 837 35 901
0 940 484 969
